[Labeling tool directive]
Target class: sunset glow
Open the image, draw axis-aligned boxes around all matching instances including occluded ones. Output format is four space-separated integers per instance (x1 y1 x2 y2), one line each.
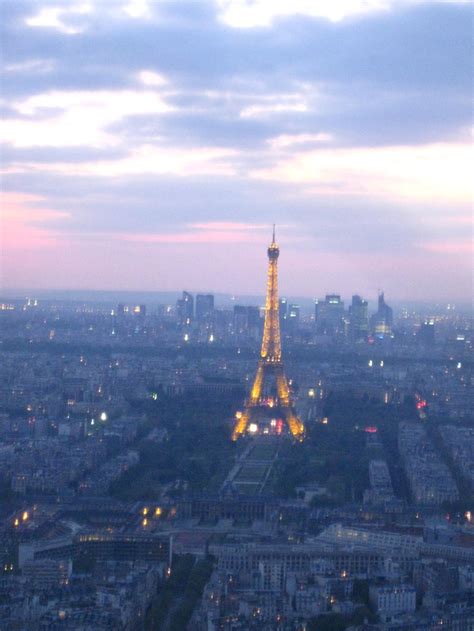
1 0 471 300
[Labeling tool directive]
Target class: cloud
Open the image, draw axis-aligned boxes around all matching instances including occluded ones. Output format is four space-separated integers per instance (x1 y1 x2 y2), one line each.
240 101 308 119
2 87 173 148
216 0 395 27
137 70 167 86
116 223 270 244
268 133 333 149
216 0 471 29
15 144 239 177
418 239 472 254
4 58 56 73
123 0 152 20
189 221 270 231
0 0 471 299
251 142 472 201
25 3 93 35
1 192 69 252
2 2 470 148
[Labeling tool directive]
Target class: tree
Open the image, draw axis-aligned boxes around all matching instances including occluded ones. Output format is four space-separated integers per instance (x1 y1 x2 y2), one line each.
309 613 346 631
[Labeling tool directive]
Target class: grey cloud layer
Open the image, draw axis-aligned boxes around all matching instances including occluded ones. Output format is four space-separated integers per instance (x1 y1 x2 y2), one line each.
1 1 471 267
2 1 470 143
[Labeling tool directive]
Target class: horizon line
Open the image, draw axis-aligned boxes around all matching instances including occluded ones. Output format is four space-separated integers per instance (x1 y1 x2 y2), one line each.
0 286 471 308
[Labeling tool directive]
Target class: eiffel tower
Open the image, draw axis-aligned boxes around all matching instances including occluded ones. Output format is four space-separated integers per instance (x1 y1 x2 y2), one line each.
232 227 305 441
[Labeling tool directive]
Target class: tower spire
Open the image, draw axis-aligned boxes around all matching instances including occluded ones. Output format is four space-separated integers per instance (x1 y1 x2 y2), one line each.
272 223 276 243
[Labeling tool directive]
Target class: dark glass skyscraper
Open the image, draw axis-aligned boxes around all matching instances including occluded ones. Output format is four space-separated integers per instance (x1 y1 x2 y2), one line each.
349 295 369 342
371 291 393 337
176 291 194 323
195 294 214 323
315 294 345 335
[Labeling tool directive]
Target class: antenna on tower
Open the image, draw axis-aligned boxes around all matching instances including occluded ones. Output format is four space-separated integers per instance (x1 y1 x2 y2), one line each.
272 223 276 243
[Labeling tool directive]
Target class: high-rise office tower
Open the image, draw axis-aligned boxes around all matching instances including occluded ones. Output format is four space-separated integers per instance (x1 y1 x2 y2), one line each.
176 291 194 324
233 305 261 333
279 298 288 329
246 306 261 329
233 305 248 333
349 295 369 341
419 320 435 346
315 294 345 335
195 294 214 323
371 291 393 337
287 303 300 331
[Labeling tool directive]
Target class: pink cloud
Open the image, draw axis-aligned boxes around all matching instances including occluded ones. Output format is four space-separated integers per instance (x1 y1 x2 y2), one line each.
3 230 471 302
108 221 298 246
418 240 472 255
1 192 69 250
189 221 270 231
2 200 470 302
114 222 273 244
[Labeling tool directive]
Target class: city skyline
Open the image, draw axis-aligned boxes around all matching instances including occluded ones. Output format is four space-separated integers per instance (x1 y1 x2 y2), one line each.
1 0 472 301
0 5 472 626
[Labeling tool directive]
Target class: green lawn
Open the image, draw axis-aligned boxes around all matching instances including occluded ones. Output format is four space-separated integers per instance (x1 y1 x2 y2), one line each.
235 463 269 483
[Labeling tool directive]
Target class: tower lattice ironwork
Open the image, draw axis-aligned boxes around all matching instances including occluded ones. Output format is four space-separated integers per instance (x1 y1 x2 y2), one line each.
232 227 305 441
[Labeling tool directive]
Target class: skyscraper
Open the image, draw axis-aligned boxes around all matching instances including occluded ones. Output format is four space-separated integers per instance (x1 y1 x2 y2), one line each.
233 305 261 333
371 291 393 338
195 294 214 323
287 303 301 332
418 319 435 346
349 295 369 342
279 298 288 330
315 294 345 335
176 291 194 324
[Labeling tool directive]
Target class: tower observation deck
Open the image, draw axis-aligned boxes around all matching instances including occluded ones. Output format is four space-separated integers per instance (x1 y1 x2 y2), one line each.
232 228 305 441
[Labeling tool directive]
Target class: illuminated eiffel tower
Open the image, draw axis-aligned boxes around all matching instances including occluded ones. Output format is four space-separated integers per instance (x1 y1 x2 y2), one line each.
232 227 305 441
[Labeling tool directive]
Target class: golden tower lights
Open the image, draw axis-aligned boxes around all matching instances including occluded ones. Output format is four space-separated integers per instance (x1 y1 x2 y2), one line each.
232 227 305 441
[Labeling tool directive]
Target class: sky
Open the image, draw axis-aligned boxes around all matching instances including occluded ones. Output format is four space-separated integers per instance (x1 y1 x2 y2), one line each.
1 0 472 303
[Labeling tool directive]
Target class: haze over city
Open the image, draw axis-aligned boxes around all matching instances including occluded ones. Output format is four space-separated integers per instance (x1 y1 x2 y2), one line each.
1 3 473 631
2 0 471 302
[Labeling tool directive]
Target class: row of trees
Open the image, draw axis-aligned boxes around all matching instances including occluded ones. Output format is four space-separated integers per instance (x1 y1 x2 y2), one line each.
111 392 240 501
145 554 214 631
